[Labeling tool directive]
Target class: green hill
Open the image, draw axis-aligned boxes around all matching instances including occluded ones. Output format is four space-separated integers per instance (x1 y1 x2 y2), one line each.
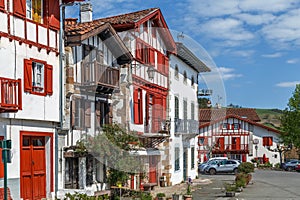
256 109 283 130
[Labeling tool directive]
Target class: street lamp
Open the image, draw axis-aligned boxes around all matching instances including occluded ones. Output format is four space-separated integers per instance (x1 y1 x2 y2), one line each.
147 67 155 80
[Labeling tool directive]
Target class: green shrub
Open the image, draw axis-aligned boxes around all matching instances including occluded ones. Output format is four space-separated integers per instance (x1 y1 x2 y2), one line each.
238 162 254 174
235 173 247 188
156 193 166 197
224 182 236 192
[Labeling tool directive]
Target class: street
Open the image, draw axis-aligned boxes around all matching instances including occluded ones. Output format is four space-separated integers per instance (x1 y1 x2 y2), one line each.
193 169 300 200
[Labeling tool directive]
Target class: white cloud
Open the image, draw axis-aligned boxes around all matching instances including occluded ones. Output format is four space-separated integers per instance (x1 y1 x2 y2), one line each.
218 67 243 80
239 0 298 13
200 18 254 42
261 53 282 58
286 59 299 64
276 81 300 87
236 13 276 26
232 50 255 57
261 9 300 46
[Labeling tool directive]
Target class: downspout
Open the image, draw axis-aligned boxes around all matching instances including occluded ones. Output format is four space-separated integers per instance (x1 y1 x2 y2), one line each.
57 2 65 196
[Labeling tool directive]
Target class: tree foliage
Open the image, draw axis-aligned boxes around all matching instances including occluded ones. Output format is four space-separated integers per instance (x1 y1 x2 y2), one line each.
84 123 144 186
280 84 300 149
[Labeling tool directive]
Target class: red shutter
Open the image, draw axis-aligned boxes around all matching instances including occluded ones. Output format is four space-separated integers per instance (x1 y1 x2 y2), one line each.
24 59 32 92
139 89 143 124
268 137 273 146
133 89 139 124
13 0 26 17
164 56 169 75
0 0 4 9
45 64 53 95
227 123 230 130
0 136 4 178
149 48 155 66
263 137 267 146
157 52 163 71
48 0 60 29
136 42 142 61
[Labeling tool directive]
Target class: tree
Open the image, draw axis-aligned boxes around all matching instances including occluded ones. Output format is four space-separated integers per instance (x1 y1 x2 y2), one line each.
198 98 211 108
280 84 300 151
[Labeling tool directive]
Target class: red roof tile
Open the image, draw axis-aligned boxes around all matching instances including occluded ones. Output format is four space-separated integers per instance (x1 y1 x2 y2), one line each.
199 108 261 124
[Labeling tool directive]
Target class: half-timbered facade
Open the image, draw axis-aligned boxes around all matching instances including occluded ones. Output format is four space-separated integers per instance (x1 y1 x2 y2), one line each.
95 8 176 190
198 109 281 165
166 42 210 185
57 4 133 197
0 0 75 199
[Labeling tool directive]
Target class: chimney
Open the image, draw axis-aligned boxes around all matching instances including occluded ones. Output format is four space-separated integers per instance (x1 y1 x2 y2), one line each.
80 3 92 23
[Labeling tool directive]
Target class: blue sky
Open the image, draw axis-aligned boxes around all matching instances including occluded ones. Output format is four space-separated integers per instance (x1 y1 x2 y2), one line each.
66 0 300 109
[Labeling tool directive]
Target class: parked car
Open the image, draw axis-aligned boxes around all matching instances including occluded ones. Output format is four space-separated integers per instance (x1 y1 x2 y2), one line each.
198 157 228 174
204 159 241 175
282 160 300 171
295 164 300 172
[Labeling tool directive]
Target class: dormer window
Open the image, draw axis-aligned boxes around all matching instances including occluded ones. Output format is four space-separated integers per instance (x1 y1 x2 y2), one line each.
191 76 195 86
175 65 179 78
183 71 187 83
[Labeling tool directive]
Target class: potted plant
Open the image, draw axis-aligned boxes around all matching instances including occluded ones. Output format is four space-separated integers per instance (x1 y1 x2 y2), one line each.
238 162 254 185
183 184 192 200
224 182 236 197
156 193 166 200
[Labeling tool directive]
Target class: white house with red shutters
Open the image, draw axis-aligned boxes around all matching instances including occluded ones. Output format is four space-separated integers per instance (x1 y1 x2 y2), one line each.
166 43 210 185
0 0 81 199
94 8 177 190
198 108 282 166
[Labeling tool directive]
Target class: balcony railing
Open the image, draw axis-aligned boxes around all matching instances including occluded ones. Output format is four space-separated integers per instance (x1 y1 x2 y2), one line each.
144 117 170 134
0 77 22 113
81 61 119 90
174 119 199 134
212 144 249 153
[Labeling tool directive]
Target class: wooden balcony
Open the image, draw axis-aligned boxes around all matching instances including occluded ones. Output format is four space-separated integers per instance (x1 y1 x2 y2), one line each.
0 77 22 113
212 144 249 154
80 61 120 94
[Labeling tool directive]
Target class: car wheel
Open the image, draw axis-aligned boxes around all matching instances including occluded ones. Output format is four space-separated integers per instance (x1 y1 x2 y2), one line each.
209 168 216 175
234 168 238 174
287 167 292 171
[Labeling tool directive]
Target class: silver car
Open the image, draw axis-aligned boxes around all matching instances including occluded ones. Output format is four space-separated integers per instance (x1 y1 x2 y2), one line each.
204 159 241 175
199 159 227 174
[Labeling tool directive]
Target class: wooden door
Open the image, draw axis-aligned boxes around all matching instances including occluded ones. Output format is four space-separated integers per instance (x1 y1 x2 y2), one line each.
148 156 157 184
218 137 225 150
21 136 46 200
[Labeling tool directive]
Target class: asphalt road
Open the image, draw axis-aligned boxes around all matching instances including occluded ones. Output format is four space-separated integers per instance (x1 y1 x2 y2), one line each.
192 169 300 200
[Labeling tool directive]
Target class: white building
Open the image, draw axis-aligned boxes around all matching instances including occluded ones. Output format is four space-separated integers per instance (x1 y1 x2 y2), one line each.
198 109 282 165
0 0 68 199
165 43 210 185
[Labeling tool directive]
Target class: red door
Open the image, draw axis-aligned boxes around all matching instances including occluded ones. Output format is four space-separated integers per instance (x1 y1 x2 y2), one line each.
149 156 157 184
21 136 46 200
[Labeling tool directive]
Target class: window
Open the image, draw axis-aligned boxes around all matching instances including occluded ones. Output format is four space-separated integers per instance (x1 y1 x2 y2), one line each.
191 76 194 86
174 65 179 78
198 137 204 145
221 123 229 129
174 96 179 119
95 100 110 128
191 147 195 169
263 137 273 146
71 98 92 129
233 123 240 130
26 0 43 23
24 58 53 96
175 147 180 171
191 102 195 120
183 71 187 83
14 0 60 29
133 88 143 124
183 100 187 132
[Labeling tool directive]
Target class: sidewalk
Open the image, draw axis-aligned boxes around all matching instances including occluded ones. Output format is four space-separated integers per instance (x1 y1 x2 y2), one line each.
150 178 212 198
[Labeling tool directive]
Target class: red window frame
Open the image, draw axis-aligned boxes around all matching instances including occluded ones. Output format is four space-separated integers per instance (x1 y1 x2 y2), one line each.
133 88 143 124
24 58 53 96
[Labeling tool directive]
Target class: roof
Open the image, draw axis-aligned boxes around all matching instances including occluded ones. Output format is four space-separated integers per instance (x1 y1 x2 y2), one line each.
176 42 211 73
199 108 261 123
94 8 176 53
64 18 133 65
199 114 282 134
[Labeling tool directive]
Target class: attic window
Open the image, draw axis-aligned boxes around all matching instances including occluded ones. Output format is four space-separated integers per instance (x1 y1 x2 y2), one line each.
183 71 187 83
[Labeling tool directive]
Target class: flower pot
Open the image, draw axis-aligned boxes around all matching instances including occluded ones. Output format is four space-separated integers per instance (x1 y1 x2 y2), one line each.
183 194 192 200
225 191 235 197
